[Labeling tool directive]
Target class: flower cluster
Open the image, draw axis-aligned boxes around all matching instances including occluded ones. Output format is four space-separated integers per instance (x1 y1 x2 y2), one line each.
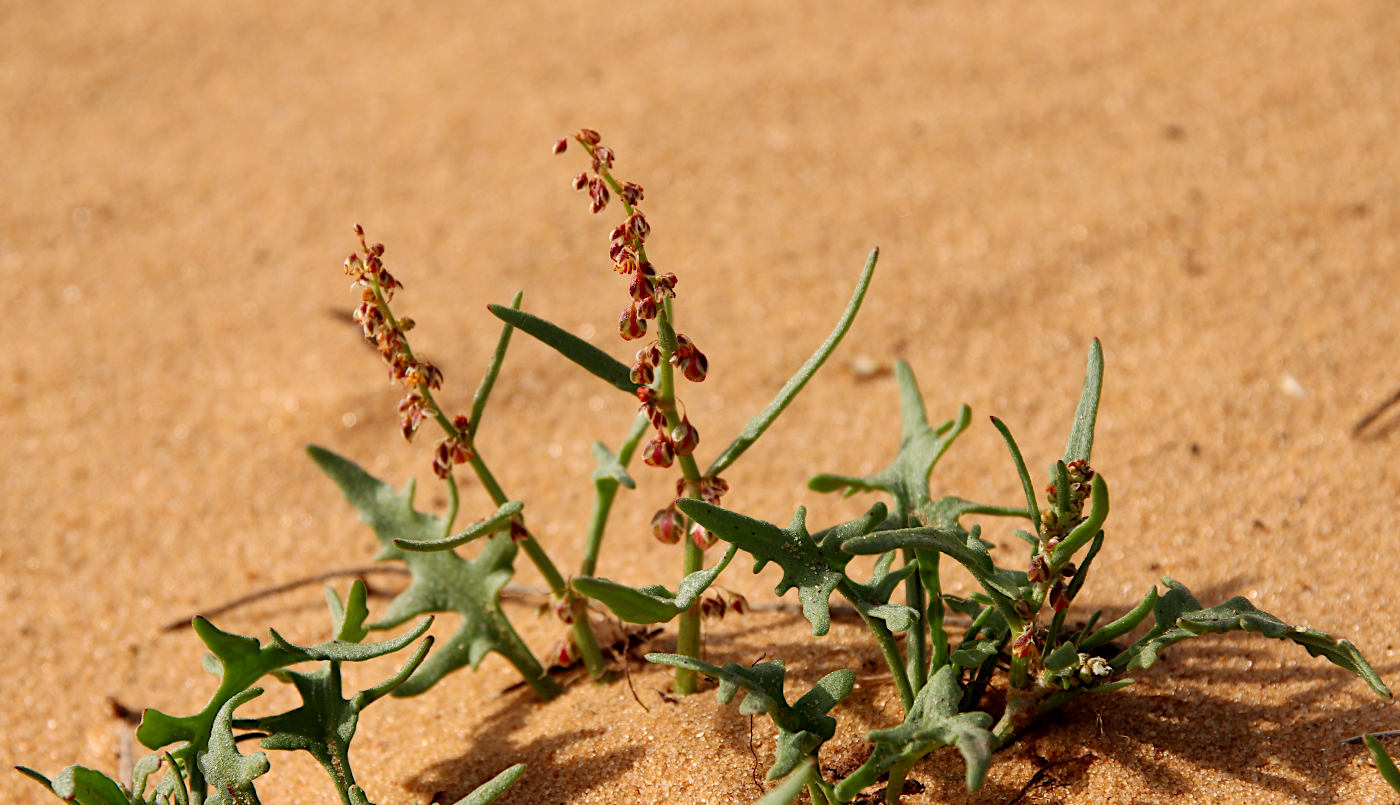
1023 459 1095 617
556 129 713 476
343 226 474 480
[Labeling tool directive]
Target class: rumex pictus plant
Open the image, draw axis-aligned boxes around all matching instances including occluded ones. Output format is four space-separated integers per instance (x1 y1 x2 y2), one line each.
18 581 524 805
22 129 1394 804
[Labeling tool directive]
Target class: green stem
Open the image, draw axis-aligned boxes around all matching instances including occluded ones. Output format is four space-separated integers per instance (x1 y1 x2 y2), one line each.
884 757 916 805
901 548 927 695
845 582 914 715
917 548 948 680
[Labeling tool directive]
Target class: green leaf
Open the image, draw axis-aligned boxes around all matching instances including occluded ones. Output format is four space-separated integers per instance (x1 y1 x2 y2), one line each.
307 445 558 699
451 763 527 805
1045 474 1109 569
467 292 522 440
843 525 1027 621
646 654 854 781
589 441 635 491
749 759 817 805
706 248 878 476
1079 587 1157 651
1365 735 1400 794
27 766 127 805
392 500 523 552
676 501 889 636
573 546 738 624
1063 339 1103 464
1116 578 1391 698
833 664 993 798
328 582 370 644
136 616 305 753
990 416 1041 535
240 633 433 799
808 360 970 523
487 304 637 394
198 688 269 805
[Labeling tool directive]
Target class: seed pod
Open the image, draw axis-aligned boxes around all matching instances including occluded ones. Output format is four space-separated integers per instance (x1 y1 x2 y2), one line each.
553 138 569 154
729 592 749 615
577 128 601 145
1027 555 1049 584
642 436 675 468
681 350 709 382
670 416 699 455
690 523 718 550
553 597 574 624
651 505 683 544
629 361 655 386
573 172 589 191
620 181 644 206
619 305 648 340
1049 581 1071 612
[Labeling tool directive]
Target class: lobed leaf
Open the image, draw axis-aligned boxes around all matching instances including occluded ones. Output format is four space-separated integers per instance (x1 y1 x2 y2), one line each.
808 360 970 524
198 688 270 805
1116 578 1391 698
646 654 854 781
573 545 738 624
307 445 557 698
833 665 993 798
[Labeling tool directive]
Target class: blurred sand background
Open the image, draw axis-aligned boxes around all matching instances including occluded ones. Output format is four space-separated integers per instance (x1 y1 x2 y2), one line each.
4 2 1400 802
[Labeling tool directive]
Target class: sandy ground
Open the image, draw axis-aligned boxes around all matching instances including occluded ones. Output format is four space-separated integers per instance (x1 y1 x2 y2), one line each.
5 2 1400 803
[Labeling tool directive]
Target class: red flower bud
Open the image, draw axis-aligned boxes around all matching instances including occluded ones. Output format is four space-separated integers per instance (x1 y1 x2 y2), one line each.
577 128 601 146
670 416 699 456
729 592 748 615
553 138 569 154
619 305 648 340
681 350 709 382
690 523 718 550
642 436 675 468
651 505 683 544
629 361 655 386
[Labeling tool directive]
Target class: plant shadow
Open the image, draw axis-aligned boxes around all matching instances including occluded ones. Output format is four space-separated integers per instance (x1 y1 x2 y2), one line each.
399 679 646 804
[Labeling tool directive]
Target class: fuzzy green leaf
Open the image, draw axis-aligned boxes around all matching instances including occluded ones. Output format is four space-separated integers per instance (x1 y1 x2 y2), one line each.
1116 578 1391 698
199 688 269 805
675 501 892 636
307 445 557 698
33 766 127 805
809 361 970 524
1063 339 1104 465
573 545 737 624
589 441 635 491
646 654 853 781
706 248 877 476
452 763 527 805
750 759 817 805
843 525 1026 619
240 633 433 798
834 665 993 798
392 500 523 552
487 304 638 394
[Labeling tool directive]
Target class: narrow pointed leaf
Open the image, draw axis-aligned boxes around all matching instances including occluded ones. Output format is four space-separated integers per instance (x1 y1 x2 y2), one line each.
468 291 522 439
487 304 637 394
707 248 877 476
1365 736 1400 794
453 763 527 805
393 500 523 552
573 545 738 624
1063 339 1103 464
